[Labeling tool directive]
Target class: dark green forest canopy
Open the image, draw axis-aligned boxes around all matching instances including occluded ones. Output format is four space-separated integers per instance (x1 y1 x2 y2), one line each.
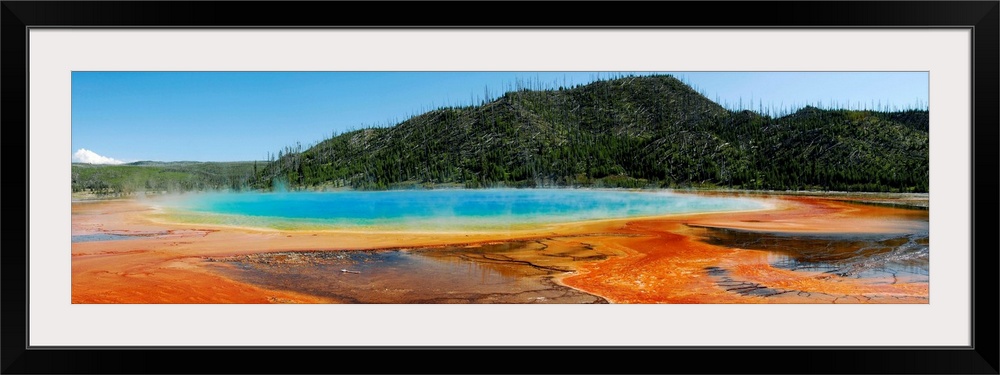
72 161 258 195
73 74 929 195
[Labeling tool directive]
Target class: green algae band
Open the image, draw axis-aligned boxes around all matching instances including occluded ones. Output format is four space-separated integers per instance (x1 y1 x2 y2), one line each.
167 189 767 231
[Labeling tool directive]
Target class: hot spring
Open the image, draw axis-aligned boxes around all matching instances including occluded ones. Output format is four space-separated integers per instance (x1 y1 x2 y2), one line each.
161 189 768 231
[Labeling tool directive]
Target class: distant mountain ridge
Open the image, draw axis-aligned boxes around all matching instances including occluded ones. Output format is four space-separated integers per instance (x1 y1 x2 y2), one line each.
253 74 928 193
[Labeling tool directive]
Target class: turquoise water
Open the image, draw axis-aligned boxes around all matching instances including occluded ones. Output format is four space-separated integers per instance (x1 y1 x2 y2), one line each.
166 189 766 231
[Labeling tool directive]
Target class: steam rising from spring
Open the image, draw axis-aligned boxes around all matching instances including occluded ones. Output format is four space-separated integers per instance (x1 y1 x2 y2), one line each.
164 189 768 232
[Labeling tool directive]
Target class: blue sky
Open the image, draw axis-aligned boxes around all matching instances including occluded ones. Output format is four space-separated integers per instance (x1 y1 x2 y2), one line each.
72 71 928 163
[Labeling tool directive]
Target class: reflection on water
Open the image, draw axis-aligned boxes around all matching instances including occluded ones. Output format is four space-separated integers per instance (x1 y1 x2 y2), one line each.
695 227 929 283
207 241 608 304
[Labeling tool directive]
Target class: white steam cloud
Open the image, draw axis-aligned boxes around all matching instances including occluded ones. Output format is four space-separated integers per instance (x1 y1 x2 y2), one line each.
72 148 125 165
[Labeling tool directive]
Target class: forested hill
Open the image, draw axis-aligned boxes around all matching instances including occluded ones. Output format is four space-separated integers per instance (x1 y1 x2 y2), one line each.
252 75 928 193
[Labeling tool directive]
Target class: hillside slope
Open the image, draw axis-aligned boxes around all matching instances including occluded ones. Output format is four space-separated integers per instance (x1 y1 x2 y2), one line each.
256 75 928 192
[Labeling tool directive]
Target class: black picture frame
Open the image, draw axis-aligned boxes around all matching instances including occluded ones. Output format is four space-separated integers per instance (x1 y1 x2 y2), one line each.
2 1 997 374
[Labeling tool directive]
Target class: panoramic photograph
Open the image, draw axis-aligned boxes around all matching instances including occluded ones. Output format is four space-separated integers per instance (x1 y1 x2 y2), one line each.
71 71 929 304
